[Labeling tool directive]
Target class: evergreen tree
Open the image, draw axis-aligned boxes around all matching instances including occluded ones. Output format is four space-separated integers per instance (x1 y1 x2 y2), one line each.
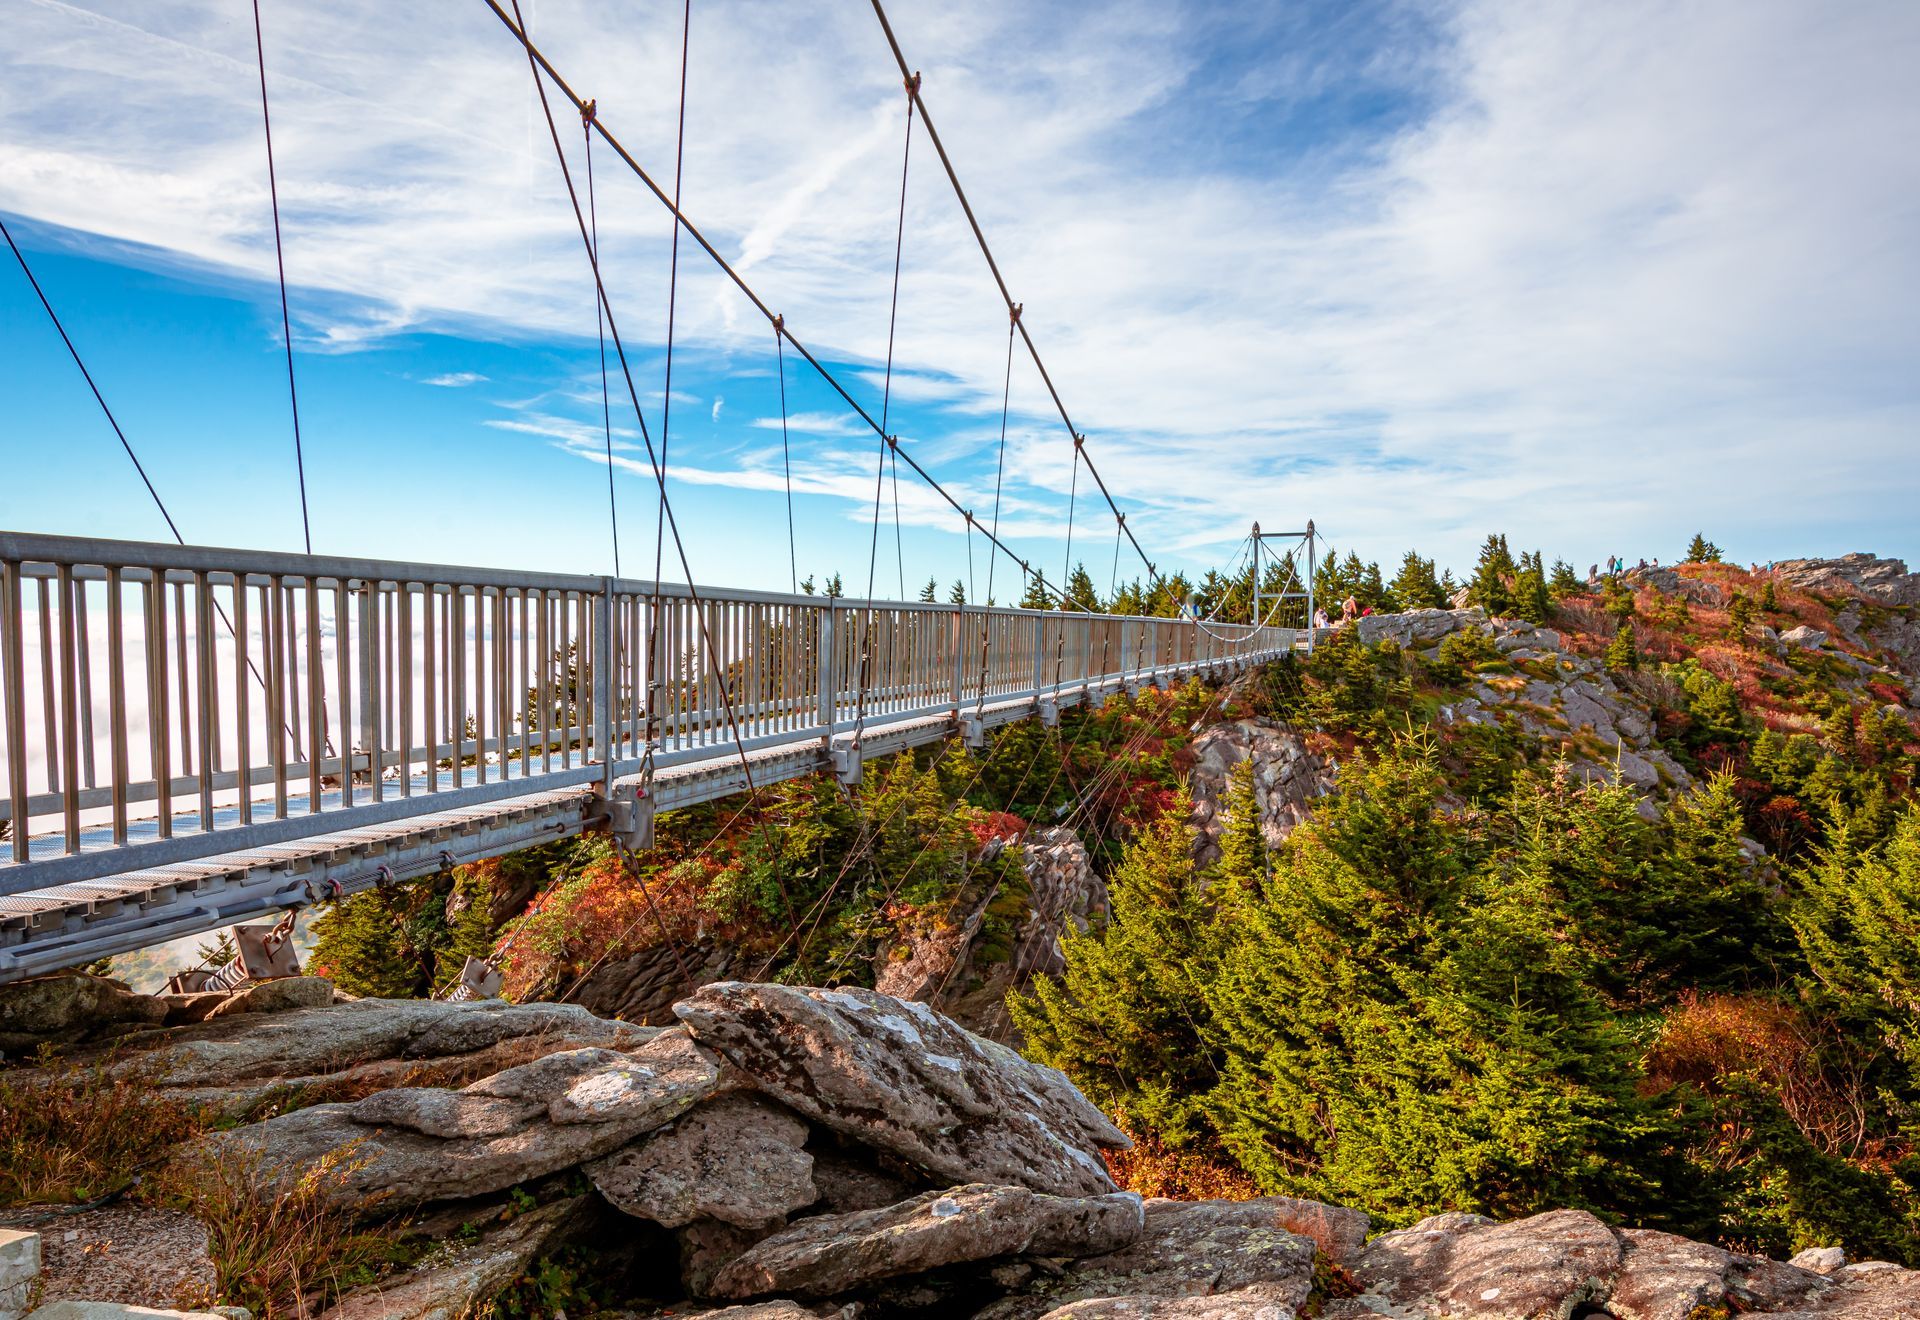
1686 533 1722 564
1020 570 1053 610
823 573 844 598
311 889 423 998
1109 578 1146 616
1548 559 1582 599
919 577 938 603
1063 563 1100 612
949 580 967 605
1760 578 1778 612
1361 560 1388 612
1604 621 1639 672
1515 552 1552 624
1468 535 1514 617
1013 795 1225 1141
1389 552 1447 611
1215 760 1267 898
1727 591 1757 641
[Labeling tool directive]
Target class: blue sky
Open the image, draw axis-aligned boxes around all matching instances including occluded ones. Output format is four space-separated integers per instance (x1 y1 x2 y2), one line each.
3 0 1918 596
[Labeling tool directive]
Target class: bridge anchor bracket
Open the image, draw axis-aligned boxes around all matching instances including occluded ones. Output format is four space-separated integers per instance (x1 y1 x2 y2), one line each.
958 712 986 749
604 783 656 851
1038 696 1060 728
831 740 863 787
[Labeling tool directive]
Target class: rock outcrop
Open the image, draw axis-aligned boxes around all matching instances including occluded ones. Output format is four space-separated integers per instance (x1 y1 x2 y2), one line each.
13 979 1920 1318
1187 720 1334 864
1775 554 1920 607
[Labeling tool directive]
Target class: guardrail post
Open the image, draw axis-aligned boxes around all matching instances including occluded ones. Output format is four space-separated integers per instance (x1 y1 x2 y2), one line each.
949 603 965 714
594 579 614 795
815 607 836 734
357 582 380 803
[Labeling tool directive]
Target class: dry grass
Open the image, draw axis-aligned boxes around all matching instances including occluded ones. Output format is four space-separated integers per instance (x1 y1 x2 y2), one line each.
0 1048 205 1205
164 1144 405 1319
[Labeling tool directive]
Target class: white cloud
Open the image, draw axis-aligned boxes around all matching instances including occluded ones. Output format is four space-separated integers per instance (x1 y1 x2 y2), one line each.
422 370 488 387
2 0 1916 574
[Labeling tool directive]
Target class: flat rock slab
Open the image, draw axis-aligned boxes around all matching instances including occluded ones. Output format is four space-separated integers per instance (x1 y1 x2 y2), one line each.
675 983 1128 1197
711 1184 1145 1300
1034 1282 1308 1318
978 1197 1318 1320
0 1207 215 1312
589 1094 816 1229
207 1028 732 1209
24 1307 239 1320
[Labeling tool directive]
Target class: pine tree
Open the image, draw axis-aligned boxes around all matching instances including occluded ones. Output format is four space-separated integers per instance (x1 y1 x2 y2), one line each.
1604 620 1639 672
800 574 816 595
310 889 423 998
919 577 938 603
1759 579 1778 612
1389 552 1447 611
824 573 844 598
949 580 967 605
1468 535 1514 617
1549 559 1582 599
1686 533 1722 564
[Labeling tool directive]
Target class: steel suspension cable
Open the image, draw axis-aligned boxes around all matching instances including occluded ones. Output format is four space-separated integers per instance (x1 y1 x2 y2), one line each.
1061 440 1080 605
249 0 312 554
477 0 1084 610
584 103 621 576
985 313 1016 608
878 74 918 603
867 0 1162 592
3 215 294 742
505 0 761 820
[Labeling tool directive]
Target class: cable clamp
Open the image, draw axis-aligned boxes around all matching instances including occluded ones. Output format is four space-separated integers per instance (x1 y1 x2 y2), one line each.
1074 432 1085 449
438 849 457 875
772 313 784 331
581 98 597 127
1009 303 1023 325
906 71 922 95
374 863 395 890
886 434 899 451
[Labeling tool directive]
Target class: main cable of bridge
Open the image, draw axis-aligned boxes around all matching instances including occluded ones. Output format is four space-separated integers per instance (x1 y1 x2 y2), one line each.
478 0 1087 614
867 0 1165 595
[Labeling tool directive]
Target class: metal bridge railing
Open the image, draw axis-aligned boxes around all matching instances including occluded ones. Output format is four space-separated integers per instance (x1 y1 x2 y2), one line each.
0 532 1291 895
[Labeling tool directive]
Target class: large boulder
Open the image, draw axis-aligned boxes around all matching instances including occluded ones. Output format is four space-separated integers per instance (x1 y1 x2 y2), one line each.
588 1094 816 1230
0 974 167 1055
1355 607 1490 649
978 1198 1320 1320
200 976 334 1021
708 1185 1145 1301
673 984 1128 1197
205 1027 734 1210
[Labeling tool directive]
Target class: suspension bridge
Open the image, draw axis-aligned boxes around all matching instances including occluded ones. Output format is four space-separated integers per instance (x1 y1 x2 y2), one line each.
0 1 1316 983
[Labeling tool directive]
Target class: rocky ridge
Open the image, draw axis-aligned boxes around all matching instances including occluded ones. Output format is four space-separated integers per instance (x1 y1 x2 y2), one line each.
6 974 1920 1318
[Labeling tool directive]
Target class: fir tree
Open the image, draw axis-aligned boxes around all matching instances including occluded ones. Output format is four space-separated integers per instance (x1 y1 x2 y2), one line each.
949 580 967 605
1686 533 1722 564
1215 760 1267 899
1468 535 1514 617
1548 559 1582 599
1515 552 1552 624
1012 794 1225 1141
823 573 844 599
311 889 423 998
1727 591 1757 641
919 577 938 603
799 574 816 595
1064 563 1101 612
1020 570 1053 610
1759 578 1778 612
1604 621 1639 672
1389 552 1447 611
